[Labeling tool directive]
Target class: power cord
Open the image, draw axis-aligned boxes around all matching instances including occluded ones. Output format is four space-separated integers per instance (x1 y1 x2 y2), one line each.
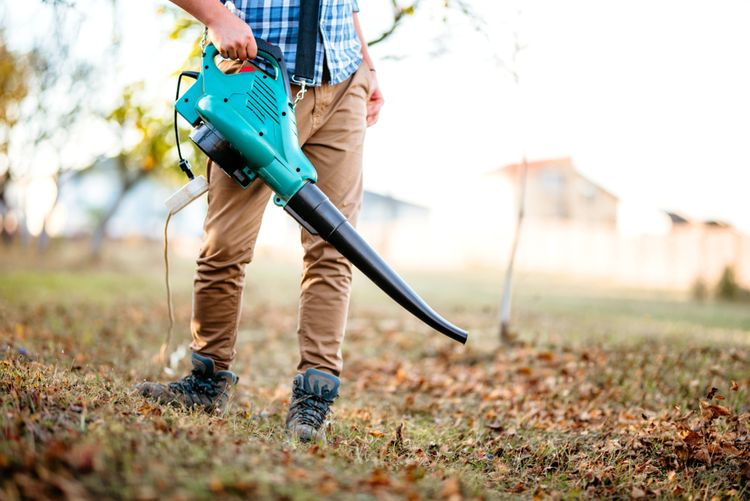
160 70 208 371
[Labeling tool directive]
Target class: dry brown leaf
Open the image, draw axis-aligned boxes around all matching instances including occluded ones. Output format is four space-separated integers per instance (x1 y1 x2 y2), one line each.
682 430 702 447
731 380 739 391
699 400 732 421
741 461 750 480
395 367 408 384
707 443 741 456
441 476 461 498
367 468 391 487
486 421 504 432
209 477 224 493
509 481 525 493
64 443 98 473
138 403 162 417
318 478 338 495
287 468 308 480
631 487 647 498
537 351 554 361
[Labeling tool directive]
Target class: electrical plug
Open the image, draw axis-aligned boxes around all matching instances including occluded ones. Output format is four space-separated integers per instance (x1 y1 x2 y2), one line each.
165 175 209 215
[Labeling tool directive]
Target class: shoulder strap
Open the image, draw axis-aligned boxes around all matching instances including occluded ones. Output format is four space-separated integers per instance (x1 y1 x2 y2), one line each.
293 0 321 84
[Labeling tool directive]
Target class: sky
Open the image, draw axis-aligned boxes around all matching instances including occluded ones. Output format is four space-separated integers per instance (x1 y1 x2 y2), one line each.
4 0 750 233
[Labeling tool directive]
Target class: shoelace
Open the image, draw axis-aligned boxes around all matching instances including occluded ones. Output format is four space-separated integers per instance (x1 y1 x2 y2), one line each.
168 371 221 398
289 386 333 428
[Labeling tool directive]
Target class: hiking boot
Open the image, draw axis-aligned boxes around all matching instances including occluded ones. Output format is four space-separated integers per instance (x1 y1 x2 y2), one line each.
285 368 340 442
136 353 238 412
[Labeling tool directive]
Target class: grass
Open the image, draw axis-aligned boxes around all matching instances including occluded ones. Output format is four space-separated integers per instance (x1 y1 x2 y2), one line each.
1 241 749 499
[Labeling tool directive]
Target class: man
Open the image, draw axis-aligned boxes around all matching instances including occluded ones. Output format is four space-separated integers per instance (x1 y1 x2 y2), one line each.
137 0 383 442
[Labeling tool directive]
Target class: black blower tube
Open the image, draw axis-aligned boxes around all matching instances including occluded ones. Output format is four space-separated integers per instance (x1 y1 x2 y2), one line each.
286 182 468 344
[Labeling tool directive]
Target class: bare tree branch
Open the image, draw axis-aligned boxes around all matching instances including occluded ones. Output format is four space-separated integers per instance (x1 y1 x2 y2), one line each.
368 0 422 47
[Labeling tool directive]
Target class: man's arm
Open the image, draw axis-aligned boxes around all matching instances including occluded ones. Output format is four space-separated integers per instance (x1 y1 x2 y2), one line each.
169 0 257 60
353 12 384 127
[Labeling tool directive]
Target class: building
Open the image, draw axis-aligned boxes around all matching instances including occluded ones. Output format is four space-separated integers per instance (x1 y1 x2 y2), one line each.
56 158 430 252
493 157 619 227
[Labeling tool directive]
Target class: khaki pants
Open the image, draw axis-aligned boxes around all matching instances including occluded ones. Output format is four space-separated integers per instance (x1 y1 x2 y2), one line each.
190 61 371 376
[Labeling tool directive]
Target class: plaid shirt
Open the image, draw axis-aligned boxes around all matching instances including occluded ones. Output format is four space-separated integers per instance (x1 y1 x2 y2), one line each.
223 0 362 86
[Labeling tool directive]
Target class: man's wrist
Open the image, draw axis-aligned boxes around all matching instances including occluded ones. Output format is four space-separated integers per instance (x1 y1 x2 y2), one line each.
203 1 231 28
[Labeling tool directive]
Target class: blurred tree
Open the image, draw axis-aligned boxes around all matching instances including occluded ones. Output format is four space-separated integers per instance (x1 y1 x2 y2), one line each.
88 85 175 258
1 1 100 251
0 30 31 245
368 0 421 46
715 266 749 302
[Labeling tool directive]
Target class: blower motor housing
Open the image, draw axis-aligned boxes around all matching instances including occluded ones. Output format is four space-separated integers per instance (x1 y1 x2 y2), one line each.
190 122 256 188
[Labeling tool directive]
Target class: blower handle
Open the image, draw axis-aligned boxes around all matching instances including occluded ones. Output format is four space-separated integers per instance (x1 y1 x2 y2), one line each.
202 40 292 102
254 38 292 99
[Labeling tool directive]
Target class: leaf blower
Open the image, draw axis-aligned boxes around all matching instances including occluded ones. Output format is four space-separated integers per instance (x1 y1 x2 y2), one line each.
170 40 468 345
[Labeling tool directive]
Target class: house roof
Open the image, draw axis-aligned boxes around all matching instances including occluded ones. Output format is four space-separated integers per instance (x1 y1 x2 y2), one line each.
665 211 690 225
703 219 731 228
489 157 619 201
492 157 574 177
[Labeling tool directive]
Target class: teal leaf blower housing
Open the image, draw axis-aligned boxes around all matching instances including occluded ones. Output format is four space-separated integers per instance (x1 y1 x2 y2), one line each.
175 41 468 344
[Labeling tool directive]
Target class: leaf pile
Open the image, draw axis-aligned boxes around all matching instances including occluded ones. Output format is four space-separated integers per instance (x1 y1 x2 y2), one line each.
1 266 749 499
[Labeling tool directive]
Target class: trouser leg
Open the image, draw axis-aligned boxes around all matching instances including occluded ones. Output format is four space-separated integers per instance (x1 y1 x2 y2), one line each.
190 160 272 371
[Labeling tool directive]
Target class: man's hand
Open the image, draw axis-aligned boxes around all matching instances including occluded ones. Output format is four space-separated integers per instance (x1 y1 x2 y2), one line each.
352 12 383 127
169 0 257 60
366 72 385 127
208 10 257 60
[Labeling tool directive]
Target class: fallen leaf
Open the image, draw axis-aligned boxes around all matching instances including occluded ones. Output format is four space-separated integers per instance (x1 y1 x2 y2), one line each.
209 478 223 493
286 468 308 480
510 482 525 493
64 443 99 473
367 468 391 487
318 478 338 495
631 487 646 498
138 403 162 417
741 462 750 480
486 421 504 432
682 430 702 447
441 477 461 498
699 400 732 421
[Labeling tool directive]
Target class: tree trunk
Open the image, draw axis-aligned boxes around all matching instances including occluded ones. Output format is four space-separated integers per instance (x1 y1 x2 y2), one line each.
90 171 145 260
498 157 528 344
37 175 61 254
0 176 11 246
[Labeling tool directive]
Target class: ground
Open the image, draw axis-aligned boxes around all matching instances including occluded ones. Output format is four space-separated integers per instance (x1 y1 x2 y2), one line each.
1 242 748 500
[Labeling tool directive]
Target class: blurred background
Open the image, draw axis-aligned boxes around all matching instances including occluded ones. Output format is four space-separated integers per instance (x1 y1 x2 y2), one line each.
2 0 750 308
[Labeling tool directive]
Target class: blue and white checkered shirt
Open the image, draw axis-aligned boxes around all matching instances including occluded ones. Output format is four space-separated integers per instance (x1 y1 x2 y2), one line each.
222 0 362 86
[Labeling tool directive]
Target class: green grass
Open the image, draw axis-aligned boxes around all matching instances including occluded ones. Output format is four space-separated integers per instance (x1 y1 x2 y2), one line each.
1 241 749 499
